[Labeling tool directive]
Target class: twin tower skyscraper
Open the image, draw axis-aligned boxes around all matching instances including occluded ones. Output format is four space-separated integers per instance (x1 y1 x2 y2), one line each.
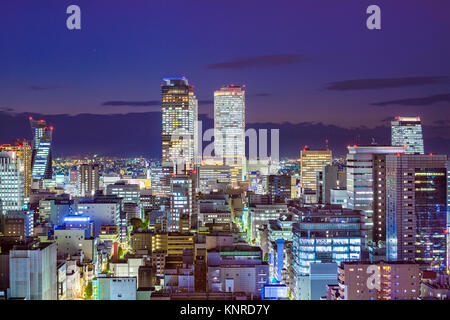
161 77 245 179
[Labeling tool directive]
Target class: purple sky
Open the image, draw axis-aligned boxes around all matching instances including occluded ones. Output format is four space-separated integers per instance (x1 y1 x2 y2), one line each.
0 0 449 129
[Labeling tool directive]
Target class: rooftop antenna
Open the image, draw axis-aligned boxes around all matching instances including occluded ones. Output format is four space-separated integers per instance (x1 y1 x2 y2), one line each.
325 138 329 150
371 137 377 145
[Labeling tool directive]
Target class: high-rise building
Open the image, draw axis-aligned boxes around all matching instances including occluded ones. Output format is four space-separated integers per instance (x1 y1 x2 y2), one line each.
78 163 100 197
9 241 57 300
267 175 295 204
168 174 194 232
0 152 25 216
29 117 53 181
386 154 447 271
346 145 406 261
150 163 173 198
0 140 32 197
300 148 332 197
161 77 198 169
391 116 424 154
214 85 245 183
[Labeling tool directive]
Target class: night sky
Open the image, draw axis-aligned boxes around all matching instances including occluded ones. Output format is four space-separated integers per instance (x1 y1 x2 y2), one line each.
0 0 449 157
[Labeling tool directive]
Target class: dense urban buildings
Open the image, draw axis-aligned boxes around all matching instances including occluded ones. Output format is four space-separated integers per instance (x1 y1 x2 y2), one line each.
0 77 447 302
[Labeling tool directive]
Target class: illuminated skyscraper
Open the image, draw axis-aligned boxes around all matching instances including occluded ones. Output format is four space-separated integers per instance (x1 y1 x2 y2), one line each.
214 85 245 183
30 117 53 181
161 77 198 170
386 154 447 271
78 163 100 197
391 116 424 154
0 152 25 216
346 145 406 261
300 148 332 196
0 140 32 197
168 174 194 232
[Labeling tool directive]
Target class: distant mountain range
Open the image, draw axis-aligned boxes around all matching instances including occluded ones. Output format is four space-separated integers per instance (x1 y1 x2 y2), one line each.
1 111 448 159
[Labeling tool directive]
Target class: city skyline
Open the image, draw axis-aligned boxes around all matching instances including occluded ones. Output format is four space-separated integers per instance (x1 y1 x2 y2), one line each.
0 1 448 304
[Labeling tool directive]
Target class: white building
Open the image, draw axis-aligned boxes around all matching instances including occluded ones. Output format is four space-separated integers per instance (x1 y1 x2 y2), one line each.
0 152 25 216
54 228 96 262
214 85 246 183
93 276 137 300
75 197 121 238
9 241 57 300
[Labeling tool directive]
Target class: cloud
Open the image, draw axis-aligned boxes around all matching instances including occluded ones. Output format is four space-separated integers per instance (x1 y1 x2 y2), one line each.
207 54 305 70
29 85 62 91
102 100 160 107
371 93 450 106
0 107 14 112
326 76 448 91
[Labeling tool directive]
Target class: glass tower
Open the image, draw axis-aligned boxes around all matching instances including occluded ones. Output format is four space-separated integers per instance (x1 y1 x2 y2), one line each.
161 77 198 170
30 117 53 180
214 85 246 184
391 116 424 154
386 154 447 271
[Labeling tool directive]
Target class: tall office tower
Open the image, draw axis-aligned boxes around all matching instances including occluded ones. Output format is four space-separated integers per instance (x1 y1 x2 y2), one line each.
161 77 198 170
168 174 194 232
300 147 332 197
0 140 32 197
214 85 245 183
346 145 406 262
267 174 295 204
29 117 53 181
391 116 424 154
386 154 447 271
0 152 25 216
78 163 100 197
9 241 57 300
150 163 173 197
316 164 346 204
